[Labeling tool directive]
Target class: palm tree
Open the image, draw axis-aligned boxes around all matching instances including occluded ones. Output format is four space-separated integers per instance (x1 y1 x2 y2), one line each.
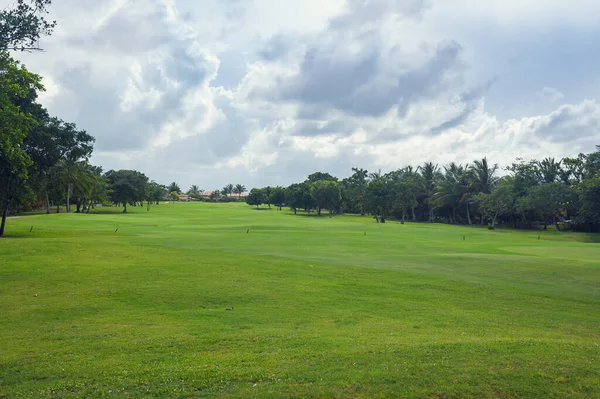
432 163 471 224
222 184 234 197
233 184 247 200
469 157 499 224
187 185 201 199
469 157 499 194
419 162 441 222
54 159 96 213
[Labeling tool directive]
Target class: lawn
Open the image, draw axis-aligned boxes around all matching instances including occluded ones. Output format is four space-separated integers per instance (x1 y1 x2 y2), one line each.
1 202 599 398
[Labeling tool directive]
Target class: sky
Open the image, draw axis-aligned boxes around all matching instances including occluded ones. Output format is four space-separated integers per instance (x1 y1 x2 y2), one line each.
9 0 600 190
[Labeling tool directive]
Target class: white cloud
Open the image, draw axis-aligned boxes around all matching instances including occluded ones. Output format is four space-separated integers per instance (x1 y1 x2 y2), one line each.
6 0 600 190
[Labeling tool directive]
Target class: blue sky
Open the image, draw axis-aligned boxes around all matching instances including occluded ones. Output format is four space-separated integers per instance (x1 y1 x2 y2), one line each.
10 0 600 190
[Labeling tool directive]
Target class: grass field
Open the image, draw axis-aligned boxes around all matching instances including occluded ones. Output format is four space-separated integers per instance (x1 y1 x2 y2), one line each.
1 202 599 398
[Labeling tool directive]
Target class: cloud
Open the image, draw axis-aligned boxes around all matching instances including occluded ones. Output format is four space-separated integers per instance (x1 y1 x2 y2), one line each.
538 87 565 102
7 0 600 190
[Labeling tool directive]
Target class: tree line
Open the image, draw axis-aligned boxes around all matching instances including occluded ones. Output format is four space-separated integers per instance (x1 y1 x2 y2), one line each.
0 1 197 236
165 182 248 201
247 151 600 232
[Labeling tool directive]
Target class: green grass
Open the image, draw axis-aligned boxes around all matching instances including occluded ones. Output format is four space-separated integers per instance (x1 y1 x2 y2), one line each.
1 203 599 398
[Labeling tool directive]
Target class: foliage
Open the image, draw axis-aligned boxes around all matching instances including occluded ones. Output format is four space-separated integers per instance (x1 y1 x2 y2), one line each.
167 182 181 194
310 180 341 217
0 0 56 51
246 188 266 209
105 170 149 213
269 186 286 210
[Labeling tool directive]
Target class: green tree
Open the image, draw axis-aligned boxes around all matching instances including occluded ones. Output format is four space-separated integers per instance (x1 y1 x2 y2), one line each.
167 182 181 194
367 174 393 223
147 181 167 204
0 54 43 237
1 0 56 51
269 186 286 211
285 183 304 214
578 176 600 231
516 183 577 231
419 162 441 222
187 185 201 199
310 180 341 217
233 184 247 200
473 178 515 229
342 167 369 215
222 184 234 197
105 170 149 213
246 188 265 209
306 172 337 183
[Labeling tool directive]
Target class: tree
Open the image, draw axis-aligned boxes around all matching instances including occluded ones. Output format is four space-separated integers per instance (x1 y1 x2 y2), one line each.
310 180 341 217
222 184 234 197
23 116 94 214
366 174 393 223
246 188 265 209
537 157 561 183
187 185 201 199
169 191 180 201
391 169 424 224
473 178 515 229
54 159 96 213
269 186 286 210
342 167 369 215
516 183 577 231
167 182 181 194
147 181 167 204
0 54 43 237
233 184 247 199
419 162 441 222
432 163 471 224
306 172 337 183
578 176 600 231
105 170 149 213
0 0 56 51
262 186 273 208
285 183 304 214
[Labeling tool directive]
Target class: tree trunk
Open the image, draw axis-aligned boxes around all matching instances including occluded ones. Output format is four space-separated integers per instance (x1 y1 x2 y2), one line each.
294 208 297 215
411 206 416 221
123 203 128 213
66 184 72 213
401 209 406 224
0 200 9 238
56 204 60 213
256 204 259 209
492 211 498 229
317 207 321 216
480 213 485 225
329 208 333 218
76 200 82 213
45 194 50 214
147 201 150 211
466 203 472 225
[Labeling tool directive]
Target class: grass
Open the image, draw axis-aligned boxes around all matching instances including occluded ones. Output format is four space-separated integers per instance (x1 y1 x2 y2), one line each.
1 202 599 398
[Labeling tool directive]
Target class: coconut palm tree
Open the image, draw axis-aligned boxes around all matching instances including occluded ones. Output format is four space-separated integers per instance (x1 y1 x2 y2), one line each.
432 163 471 224
233 184 247 199
187 185 201 199
222 184 234 197
469 157 499 194
419 162 442 221
54 159 96 213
